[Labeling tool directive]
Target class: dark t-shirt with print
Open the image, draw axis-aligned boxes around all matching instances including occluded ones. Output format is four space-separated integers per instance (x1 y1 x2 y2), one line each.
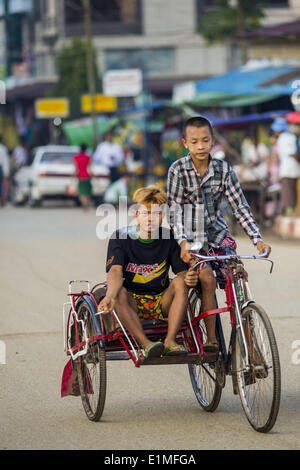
106 226 188 295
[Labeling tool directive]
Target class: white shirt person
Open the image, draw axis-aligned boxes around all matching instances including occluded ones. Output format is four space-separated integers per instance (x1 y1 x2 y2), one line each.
93 132 124 182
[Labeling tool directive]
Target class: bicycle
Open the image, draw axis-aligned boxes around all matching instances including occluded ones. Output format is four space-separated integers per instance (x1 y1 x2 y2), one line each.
62 249 281 433
187 246 281 432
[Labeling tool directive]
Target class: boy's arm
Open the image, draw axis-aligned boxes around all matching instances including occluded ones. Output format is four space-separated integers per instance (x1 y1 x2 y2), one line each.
98 265 123 314
224 166 271 255
98 235 125 313
98 265 123 313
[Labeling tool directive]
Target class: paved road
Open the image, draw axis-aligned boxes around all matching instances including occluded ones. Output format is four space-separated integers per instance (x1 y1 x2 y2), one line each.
1 204 300 450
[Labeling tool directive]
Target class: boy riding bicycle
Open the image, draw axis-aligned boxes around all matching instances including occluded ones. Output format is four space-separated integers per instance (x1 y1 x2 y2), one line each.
167 116 271 352
97 185 198 358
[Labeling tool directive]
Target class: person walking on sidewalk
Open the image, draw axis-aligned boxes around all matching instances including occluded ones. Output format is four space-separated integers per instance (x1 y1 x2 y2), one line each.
277 114 300 216
0 137 9 207
72 143 93 211
93 131 124 184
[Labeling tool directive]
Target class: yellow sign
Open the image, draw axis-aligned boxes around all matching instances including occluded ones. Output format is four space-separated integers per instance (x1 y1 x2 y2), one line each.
81 94 117 113
35 98 69 118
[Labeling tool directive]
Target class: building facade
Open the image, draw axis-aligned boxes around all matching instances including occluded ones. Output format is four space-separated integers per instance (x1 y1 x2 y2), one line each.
31 0 228 100
3 0 300 99
1 0 300 147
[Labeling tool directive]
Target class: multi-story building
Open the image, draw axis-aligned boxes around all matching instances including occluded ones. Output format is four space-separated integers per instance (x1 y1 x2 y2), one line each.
242 0 300 62
260 0 300 25
31 0 228 100
3 1 299 97
1 0 300 145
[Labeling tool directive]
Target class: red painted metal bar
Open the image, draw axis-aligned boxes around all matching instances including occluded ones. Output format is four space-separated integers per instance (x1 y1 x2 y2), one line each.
197 307 229 321
118 335 139 366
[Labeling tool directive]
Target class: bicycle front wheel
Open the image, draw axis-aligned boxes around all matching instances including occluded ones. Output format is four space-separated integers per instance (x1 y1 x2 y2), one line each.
233 302 281 433
75 300 107 422
188 293 222 412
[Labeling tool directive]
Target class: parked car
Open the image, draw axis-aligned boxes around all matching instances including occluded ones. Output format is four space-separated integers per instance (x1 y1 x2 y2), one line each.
12 145 110 207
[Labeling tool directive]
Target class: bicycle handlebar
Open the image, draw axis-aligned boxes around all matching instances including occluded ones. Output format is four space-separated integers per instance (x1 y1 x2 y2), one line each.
191 248 268 261
190 249 274 273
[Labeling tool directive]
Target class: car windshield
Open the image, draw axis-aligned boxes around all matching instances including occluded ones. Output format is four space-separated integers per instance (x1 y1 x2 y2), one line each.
40 152 76 164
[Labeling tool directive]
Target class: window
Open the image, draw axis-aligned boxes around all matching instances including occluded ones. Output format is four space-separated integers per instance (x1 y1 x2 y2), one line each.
64 0 142 35
105 48 175 74
265 0 289 6
196 0 289 15
41 152 75 164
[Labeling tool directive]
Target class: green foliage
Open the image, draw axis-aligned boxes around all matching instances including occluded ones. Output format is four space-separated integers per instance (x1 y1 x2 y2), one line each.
199 0 265 44
50 37 101 119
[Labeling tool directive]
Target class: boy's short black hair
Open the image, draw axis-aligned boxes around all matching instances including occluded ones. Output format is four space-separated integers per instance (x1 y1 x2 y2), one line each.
182 116 214 138
80 143 87 152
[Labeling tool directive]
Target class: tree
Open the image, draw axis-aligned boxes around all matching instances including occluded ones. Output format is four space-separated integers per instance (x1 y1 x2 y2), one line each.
50 37 101 120
198 0 265 64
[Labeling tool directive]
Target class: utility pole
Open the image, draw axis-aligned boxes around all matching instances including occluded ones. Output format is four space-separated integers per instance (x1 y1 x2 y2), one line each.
236 0 247 64
229 0 248 65
82 0 98 150
4 0 10 77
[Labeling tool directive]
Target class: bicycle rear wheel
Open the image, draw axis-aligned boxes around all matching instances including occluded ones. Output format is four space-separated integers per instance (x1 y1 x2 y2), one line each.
233 302 281 433
75 300 107 421
188 293 222 412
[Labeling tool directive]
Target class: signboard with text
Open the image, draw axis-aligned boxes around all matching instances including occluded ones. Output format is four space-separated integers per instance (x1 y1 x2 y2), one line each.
103 69 143 97
81 94 117 113
35 98 69 119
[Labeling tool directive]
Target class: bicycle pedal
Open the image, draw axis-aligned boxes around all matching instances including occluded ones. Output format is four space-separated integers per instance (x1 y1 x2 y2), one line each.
244 371 256 386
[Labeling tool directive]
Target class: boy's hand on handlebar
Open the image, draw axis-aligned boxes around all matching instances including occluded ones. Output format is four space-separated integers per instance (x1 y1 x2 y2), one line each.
185 268 198 287
256 241 271 257
98 296 115 314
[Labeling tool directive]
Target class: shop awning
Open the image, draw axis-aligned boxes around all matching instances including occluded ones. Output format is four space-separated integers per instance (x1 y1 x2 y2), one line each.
181 106 290 128
173 62 300 107
6 78 57 101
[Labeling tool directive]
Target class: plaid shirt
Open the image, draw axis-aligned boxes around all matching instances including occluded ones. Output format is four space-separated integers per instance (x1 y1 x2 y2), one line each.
167 155 262 250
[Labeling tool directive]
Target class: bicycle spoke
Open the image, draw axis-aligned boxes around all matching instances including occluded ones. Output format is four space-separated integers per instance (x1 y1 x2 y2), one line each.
188 291 222 412
234 303 281 433
75 302 106 421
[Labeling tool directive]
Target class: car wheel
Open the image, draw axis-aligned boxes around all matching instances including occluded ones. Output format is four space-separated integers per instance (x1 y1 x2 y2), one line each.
28 194 42 207
92 196 103 207
11 188 26 207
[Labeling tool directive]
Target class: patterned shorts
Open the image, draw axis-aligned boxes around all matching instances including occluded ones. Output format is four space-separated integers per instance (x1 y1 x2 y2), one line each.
131 292 165 321
189 235 237 274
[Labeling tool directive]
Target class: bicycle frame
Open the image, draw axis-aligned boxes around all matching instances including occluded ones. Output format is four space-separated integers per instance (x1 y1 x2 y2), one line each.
63 250 272 371
190 249 273 373
64 284 220 368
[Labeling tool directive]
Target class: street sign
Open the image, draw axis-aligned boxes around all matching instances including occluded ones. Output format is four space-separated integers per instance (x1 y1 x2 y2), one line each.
103 69 143 97
81 94 117 113
35 98 69 118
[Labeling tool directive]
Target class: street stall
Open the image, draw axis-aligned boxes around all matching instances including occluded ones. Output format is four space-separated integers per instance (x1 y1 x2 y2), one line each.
168 60 300 226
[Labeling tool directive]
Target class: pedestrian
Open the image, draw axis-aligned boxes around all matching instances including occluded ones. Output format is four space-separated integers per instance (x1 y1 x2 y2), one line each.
72 143 93 211
93 131 124 183
0 136 10 207
103 171 131 206
276 114 300 216
236 131 269 182
12 136 28 169
269 118 288 186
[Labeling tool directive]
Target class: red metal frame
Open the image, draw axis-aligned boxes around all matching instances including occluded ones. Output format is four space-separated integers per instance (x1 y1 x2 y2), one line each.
65 268 239 368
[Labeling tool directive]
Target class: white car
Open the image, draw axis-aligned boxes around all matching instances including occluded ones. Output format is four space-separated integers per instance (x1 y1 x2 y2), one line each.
12 145 110 207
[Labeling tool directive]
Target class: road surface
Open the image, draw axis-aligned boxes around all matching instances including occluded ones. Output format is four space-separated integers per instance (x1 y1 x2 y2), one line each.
0 204 300 450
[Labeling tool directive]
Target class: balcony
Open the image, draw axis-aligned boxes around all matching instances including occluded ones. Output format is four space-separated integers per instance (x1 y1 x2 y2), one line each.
64 21 142 37
41 15 59 47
